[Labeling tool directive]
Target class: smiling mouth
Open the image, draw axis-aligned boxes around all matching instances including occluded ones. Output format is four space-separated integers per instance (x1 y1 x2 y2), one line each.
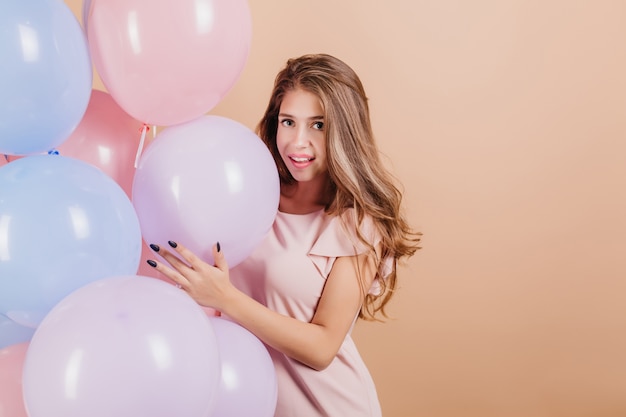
290 156 314 162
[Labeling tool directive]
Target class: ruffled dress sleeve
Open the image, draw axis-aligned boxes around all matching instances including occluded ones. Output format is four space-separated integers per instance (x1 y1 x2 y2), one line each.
308 210 393 295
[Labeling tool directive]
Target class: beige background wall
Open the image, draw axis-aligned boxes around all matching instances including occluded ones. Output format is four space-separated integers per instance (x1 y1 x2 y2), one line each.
68 1 626 416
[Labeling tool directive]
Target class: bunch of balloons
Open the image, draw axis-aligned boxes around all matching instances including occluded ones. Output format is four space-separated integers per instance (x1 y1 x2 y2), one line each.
0 0 279 416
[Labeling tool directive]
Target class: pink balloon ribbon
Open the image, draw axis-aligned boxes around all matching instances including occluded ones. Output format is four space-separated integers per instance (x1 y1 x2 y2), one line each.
134 124 150 168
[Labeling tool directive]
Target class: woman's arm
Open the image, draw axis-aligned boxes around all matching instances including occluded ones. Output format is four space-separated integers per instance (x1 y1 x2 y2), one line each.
149 241 378 371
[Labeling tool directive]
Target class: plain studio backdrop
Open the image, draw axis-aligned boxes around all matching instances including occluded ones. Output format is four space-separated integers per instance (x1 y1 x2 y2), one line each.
67 1 626 416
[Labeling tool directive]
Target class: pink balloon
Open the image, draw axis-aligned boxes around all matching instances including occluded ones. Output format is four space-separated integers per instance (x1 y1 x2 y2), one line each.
209 317 277 417
87 0 252 126
56 90 145 197
0 342 29 417
23 276 221 417
132 115 280 268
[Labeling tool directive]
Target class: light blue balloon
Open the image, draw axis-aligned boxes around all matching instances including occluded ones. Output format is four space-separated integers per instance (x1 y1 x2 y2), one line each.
0 0 92 155
0 313 36 349
0 155 142 327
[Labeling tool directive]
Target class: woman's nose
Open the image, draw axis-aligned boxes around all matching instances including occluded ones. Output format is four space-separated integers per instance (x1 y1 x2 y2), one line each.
294 127 309 147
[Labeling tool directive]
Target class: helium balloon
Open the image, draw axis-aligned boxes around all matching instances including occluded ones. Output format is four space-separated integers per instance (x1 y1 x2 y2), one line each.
23 275 221 417
0 314 35 350
87 0 252 126
133 115 279 268
56 90 145 197
209 317 277 417
0 342 29 417
0 0 92 155
0 155 142 328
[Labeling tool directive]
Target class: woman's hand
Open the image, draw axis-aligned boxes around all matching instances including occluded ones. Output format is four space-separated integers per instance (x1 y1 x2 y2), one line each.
146 241 235 311
148 241 379 371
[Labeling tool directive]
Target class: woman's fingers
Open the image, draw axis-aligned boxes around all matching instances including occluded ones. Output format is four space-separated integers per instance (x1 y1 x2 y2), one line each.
167 240 206 271
145 258 190 289
148 239 215 281
151 241 193 272
147 240 232 310
148 240 227 295
213 241 229 271
147 241 197 289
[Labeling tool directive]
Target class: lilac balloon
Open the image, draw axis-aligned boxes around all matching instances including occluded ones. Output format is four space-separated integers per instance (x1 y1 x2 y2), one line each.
132 115 280 268
23 276 221 417
209 317 277 417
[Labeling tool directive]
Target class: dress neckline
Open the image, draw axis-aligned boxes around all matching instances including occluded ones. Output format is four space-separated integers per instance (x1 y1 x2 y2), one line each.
277 208 325 217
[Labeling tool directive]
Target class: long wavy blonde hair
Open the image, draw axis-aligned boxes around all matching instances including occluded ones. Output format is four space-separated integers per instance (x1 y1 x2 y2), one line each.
257 54 420 319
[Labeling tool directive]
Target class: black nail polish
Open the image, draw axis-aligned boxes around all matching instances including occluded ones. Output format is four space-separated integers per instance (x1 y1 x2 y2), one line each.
149 244 160 252
146 260 157 267
168 240 178 248
216 241 221 252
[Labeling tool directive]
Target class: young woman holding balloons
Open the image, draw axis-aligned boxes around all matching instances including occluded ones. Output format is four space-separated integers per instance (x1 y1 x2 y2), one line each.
147 53 420 417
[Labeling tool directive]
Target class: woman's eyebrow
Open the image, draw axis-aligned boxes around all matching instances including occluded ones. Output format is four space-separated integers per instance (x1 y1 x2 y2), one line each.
278 113 324 120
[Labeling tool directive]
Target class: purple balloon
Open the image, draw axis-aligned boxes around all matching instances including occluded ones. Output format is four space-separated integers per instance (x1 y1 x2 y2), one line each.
23 275 221 417
209 317 277 417
132 115 280 268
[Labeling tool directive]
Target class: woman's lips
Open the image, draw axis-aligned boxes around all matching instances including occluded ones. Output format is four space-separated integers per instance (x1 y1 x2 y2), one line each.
288 154 314 168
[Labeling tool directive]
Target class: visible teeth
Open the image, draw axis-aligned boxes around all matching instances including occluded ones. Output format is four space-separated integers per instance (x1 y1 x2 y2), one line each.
292 157 312 162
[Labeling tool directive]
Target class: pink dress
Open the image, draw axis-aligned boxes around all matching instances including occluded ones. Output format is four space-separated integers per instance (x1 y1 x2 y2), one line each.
229 209 384 417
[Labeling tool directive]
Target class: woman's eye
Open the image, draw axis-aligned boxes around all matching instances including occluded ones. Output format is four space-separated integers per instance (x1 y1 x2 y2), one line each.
312 121 324 130
280 119 294 127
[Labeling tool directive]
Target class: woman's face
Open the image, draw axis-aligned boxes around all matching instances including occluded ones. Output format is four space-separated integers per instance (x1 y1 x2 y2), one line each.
276 88 327 183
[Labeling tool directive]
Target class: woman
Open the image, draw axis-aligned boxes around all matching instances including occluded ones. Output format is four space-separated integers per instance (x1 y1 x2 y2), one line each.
148 53 420 416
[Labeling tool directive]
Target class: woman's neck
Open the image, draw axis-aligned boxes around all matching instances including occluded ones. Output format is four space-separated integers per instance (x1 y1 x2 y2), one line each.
279 176 330 214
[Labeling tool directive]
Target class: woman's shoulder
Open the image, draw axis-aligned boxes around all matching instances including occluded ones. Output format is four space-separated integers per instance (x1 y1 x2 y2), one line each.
310 208 380 256
308 208 392 289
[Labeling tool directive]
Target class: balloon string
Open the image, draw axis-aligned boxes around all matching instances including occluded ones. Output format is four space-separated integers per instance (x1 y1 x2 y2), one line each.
134 124 150 168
